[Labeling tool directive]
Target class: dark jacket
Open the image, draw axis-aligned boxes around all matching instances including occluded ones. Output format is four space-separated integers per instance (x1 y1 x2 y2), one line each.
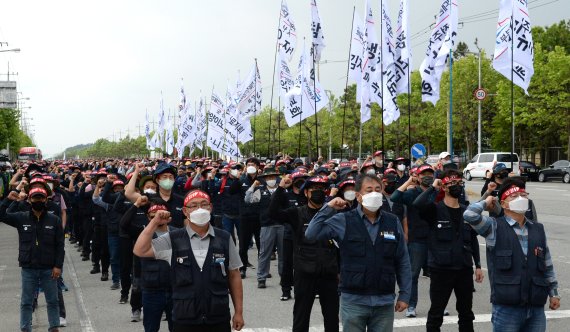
0 199 65 269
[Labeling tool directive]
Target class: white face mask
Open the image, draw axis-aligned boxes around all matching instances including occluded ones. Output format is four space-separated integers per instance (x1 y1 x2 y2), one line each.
361 191 383 212
266 179 277 188
189 208 211 226
230 169 239 178
343 190 356 201
246 166 257 175
366 169 376 176
397 164 406 172
508 196 529 214
143 189 156 195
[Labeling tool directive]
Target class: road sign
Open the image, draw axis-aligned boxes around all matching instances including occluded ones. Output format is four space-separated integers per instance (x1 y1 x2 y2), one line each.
411 143 427 159
473 88 487 101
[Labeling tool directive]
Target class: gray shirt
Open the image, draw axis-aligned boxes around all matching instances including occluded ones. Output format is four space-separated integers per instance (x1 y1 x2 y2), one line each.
152 225 242 270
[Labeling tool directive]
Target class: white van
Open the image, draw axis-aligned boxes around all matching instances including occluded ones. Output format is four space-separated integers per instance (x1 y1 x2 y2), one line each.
463 152 521 180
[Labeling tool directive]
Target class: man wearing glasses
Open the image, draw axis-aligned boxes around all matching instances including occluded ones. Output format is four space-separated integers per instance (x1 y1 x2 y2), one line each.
133 190 244 332
464 177 560 331
413 169 483 332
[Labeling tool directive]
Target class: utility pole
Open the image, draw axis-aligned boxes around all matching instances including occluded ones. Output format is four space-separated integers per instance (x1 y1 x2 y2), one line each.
136 122 143 137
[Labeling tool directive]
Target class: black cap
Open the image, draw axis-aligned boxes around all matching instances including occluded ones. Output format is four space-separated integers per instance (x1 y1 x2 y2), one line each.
153 162 177 179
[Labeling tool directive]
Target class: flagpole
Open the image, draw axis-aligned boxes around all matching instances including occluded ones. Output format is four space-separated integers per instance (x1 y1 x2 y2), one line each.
340 7 355 162
298 39 306 159
253 58 258 157
448 49 454 156
407 58 411 156
277 98 282 153
312 44 319 160
380 0 385 164
510 4 515 170
268 3 282 159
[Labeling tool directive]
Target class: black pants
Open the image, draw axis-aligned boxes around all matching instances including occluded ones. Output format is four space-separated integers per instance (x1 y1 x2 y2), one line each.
92 224 110 272
82 214 93 255
293 271 339 332
280 238 294 291
119 237 133 298
173 322 230 332
238 216 260 272
131 256 143 311
426 267 475 332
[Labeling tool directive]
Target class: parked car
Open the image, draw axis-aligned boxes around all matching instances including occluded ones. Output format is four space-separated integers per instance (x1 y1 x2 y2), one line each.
463 152 521 181
538 160 570 183
425 154 460 168
520 161 540 181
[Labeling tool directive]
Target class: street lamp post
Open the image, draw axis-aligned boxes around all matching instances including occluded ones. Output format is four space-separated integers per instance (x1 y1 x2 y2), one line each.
474 39 483 155
325 90 333 161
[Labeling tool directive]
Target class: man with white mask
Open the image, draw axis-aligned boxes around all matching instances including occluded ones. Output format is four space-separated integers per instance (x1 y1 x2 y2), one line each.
244 166 283 289
464 178 560 331
229 157 263 279
306 174 411 332
133 190 245 332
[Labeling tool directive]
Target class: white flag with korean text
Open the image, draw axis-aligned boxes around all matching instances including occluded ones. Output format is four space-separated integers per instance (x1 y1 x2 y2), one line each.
380 0 400 125
419 0 458 105
207 92 240 157
359 0 379 124
492 0 534 93
278 0 297 62
394 0 411 95
237 62 262 120
310 0 325 62
348 11 365 86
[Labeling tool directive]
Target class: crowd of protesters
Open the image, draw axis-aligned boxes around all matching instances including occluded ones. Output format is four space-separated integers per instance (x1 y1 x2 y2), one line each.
0 151 560 332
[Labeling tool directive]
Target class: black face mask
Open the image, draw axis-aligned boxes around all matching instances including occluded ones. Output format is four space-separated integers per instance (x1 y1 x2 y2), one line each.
448 185 463 198
384 183 397 195
31 201 46 212
495 172 508 179
421 176 434 187
309 189 326 205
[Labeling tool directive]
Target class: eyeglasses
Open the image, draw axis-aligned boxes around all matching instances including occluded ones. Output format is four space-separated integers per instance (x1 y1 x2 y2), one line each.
445 181 465 187
185 202 211 210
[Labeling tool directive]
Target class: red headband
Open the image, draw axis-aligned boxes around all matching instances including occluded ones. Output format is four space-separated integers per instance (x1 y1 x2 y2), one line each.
147 205 168 214
442 176 462 185
184 190 211 206
501 186 526 201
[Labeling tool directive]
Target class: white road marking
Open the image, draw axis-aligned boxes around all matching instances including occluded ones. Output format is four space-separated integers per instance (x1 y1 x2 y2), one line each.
0 265 6 284
65 250 96 332
242 310 570 331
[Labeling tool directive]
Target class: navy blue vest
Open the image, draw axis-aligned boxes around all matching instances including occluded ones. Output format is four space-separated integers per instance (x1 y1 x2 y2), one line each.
339 209 400 295
489 217 549 306
170 227 231 325
140 232 172 291
428 202 474 270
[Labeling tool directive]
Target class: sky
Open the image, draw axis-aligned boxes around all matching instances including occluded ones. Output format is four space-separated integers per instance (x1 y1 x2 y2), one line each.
0 0 567 157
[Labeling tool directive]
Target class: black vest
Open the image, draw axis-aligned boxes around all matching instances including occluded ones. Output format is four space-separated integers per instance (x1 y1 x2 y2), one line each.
489 217 549 306
339 209 400 295
407 188 431 243
293 206 338 277
428 202 473 270
140 231 172 291
18 211 61 268
169 227 231 325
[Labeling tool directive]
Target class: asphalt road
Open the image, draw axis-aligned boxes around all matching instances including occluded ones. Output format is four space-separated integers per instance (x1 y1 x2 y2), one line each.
0 179 569 331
